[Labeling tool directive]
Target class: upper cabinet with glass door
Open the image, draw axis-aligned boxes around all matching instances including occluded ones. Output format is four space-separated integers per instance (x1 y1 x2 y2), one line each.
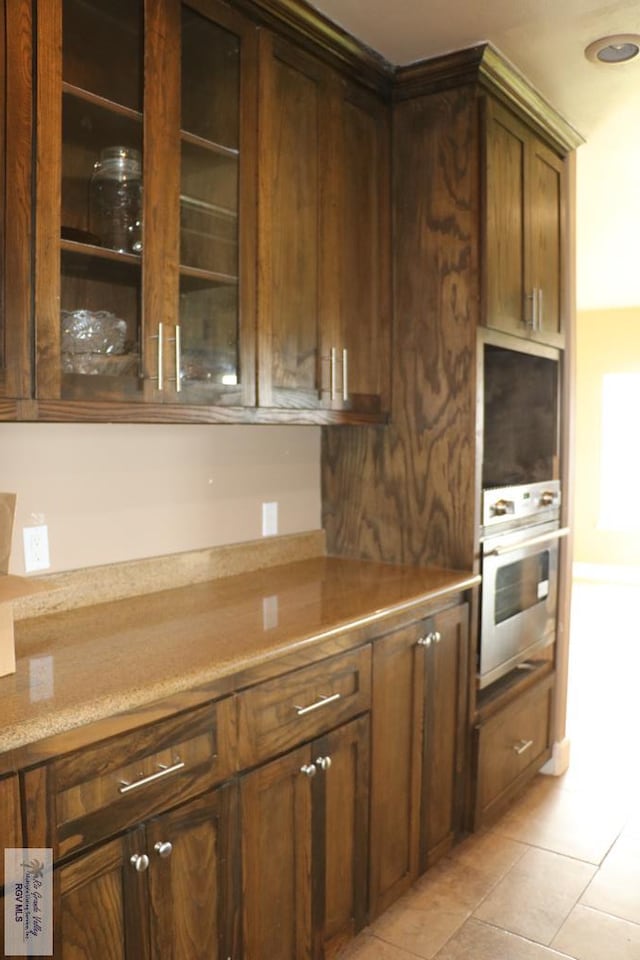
35 0 257 414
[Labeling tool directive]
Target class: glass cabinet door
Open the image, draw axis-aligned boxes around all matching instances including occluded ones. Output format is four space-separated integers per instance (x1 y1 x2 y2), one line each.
178 3 250 404
35 0 257 409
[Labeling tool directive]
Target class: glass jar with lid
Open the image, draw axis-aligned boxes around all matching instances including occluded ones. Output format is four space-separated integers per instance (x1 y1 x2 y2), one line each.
90 146 142 254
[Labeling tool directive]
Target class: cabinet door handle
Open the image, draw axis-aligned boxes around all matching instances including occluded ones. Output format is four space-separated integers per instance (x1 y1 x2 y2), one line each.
118 758 185 794
300 763 317 778
342 348 348 401
512 739 534 755
315 755 332 772
130 853 150 872
294 692 341 716
330 347 337 401
537 288 543 331
154 841 173 859
433 631 441 644
416 635 432 647
149 322 164 389
166 324 182 393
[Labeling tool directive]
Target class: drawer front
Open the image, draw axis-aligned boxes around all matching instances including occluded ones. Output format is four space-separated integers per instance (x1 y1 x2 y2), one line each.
24 697 236 859
476 677 552 816
237 645 371 768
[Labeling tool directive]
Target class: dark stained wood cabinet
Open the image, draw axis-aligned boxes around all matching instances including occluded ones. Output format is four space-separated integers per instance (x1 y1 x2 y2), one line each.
35 0 259 414
473 671 553 827
241 714 370 960
483 96 566 347
257 30 391 417
369 602 468 918
54 784 238 959
0 0 33 412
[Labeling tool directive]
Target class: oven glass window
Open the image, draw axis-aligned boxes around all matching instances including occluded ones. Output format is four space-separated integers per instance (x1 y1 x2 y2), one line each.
495 551 550 624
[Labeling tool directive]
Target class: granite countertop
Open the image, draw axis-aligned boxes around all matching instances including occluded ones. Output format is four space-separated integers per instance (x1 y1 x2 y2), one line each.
1 555 479 762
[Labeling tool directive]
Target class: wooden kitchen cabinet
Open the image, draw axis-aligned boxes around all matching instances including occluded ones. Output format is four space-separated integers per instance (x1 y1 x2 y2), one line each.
0 0 33 410
473 670 553 827
241 714 370 960
35 0 258 412
369 602 469 918
54 783 239 959
483 96 566 347
256 30 391 416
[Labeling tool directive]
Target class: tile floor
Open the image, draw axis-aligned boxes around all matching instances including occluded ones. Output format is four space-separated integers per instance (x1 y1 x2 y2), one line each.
341 579 640 960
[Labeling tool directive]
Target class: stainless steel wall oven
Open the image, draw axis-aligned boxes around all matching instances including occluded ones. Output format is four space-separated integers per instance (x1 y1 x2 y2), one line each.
479 481 568 689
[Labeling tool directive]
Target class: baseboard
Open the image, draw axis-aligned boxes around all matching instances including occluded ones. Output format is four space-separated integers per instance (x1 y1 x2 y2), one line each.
540 737 571 776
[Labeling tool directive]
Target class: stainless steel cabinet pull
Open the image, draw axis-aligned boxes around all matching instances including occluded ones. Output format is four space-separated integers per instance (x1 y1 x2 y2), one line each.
154 841 173 859
149 322 164 389
315 755 332 772
485 526 570 557
330 347 337 401
130 853 150 872
167 324 182 393
416 635 432 647
537 288 543 331
513 739 534 755
342 348 348 401
294 692 341 716
300 763 317 778
118 758 185 795
525 291 536 328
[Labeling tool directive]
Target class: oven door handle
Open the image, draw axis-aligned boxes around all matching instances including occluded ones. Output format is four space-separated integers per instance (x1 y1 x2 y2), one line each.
484 526 570 557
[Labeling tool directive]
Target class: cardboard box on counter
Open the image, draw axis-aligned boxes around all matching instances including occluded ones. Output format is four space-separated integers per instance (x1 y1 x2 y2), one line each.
0 493 54 677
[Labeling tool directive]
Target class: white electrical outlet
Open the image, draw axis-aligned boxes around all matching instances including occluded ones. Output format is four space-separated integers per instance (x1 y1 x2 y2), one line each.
23 524 50 573
262 501 278 537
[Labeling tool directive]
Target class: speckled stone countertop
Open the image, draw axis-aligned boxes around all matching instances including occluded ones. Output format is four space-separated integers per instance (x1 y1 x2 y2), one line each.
1 555 479 768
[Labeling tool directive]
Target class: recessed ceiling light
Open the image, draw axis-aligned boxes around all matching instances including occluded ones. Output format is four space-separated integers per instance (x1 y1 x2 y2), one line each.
585 34 640 64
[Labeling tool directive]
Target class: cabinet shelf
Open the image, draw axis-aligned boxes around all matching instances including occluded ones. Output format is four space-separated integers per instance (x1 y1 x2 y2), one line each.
180 128 239 159
180 194 237 220
179 263 238 285
62 81 143 124
60 238 141 267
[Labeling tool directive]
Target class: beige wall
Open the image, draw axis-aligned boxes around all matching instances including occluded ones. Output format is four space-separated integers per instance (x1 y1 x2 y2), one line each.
1 423 321 575
574 306 640 567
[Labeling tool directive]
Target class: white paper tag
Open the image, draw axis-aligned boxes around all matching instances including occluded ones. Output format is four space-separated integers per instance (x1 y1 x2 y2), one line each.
4 849 53 956
537 579 549 600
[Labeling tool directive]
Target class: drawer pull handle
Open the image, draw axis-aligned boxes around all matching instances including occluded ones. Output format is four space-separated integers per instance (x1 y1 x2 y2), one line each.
118 758 185 795
512 739 534 756
130 853 150 872
294 692 341 717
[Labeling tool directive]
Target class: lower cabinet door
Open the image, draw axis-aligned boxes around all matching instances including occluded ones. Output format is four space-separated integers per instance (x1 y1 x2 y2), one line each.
55 828 150 959
422 603 468 868
315 715 370 960
240 716 370 960
241 743 314 960
146 783 239 960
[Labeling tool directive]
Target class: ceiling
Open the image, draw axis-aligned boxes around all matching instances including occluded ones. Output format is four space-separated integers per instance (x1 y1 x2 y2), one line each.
310 0 640 311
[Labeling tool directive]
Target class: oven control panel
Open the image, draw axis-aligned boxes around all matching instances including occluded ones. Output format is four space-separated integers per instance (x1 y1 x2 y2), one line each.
482 480 561 531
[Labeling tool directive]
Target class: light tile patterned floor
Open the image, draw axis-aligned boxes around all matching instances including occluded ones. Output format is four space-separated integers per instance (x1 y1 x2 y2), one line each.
339 580 640 960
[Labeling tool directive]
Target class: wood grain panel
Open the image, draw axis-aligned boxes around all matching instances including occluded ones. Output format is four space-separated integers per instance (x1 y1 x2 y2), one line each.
369 620 425 918
483 98 526 333
147 783 239 960
55 829 149 959
0 773 22 851
322 86 479 570
241 743 313 960
237 645 371 768
317 715 369 959
529 140 564 339
3 0 33 399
